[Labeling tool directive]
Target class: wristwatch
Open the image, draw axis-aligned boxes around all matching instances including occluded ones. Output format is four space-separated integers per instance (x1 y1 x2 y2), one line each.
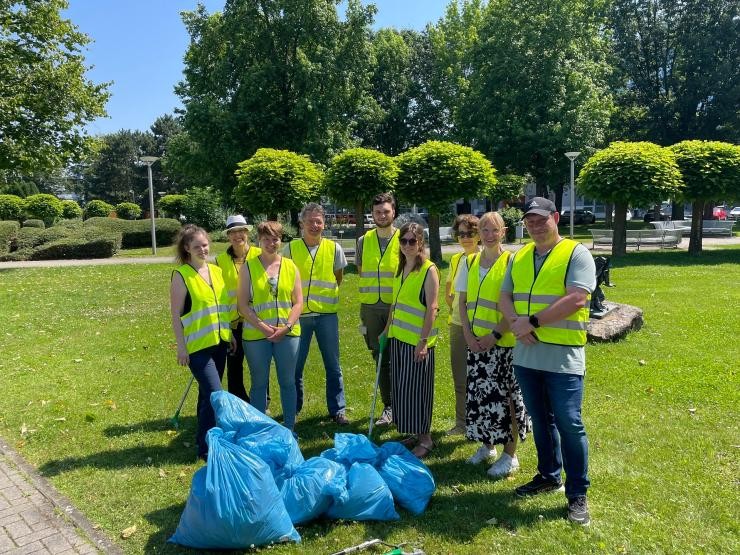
492 330 503 340
529 314 540 328
286 321 294 332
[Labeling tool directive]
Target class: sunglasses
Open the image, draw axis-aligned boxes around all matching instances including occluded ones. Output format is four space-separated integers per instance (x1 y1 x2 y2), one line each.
399 237 418 246
457 231 477 239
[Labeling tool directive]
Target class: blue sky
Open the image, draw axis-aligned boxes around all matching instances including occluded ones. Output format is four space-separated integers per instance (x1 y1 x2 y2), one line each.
63 1 451 136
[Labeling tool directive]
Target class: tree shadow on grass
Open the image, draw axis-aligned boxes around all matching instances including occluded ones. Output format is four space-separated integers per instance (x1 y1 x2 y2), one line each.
608 247 740 268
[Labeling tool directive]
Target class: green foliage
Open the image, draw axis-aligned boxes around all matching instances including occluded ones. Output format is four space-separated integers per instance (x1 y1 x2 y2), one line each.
30 235 120 260
157 194 187 219
488 174 526 206
324 148 398 208
23 193 63 225
0 0 109 174
0 220 20 254
83 217 181 248
181 187 225 232
114 202 142 220
60 199 83 219
499 206 524 243
83 199 114 219
1 223 121 261
578 141 684 206
396 141 496 212
22 219 45 228
668 141 740 202
0 194 24 221
235 149 323 218
0 180 39 197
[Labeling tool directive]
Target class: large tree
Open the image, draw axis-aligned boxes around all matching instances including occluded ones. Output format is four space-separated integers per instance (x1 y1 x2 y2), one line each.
460 0 614 195
176 0 375 196
0 0 109 176
609 0 740 146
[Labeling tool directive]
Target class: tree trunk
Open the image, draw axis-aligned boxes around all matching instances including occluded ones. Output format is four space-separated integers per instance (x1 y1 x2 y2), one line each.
612 203 628 256
428 212 442 264
702 202 713 220
689 200 703 256
554 184 564 212
671 200 685 221
604 202 613 228
355 200 365 247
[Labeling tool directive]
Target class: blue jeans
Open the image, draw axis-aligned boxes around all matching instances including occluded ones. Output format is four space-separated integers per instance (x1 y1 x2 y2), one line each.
188 343 227 458
295 313 346 416
243 336 299 430
514 365 590 498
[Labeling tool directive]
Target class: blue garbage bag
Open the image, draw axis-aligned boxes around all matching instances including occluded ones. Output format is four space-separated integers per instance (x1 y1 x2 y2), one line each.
321 433 378 467
376 442 435 515
211 391 303 484
281 457 348 524
326 462 399 521
168 428 300 549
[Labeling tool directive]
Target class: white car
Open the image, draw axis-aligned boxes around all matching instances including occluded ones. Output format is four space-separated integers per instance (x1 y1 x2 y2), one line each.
730 206 740 220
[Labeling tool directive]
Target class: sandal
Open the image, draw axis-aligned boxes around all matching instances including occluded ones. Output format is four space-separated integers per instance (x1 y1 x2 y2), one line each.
412 441 435 459
399 436 417 448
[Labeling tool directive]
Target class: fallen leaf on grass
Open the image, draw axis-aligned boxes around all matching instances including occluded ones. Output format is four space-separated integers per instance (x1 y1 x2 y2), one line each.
120 525 137 539
638 359 647 366
158 468 167 478
20 423 28 435
104 400 117 410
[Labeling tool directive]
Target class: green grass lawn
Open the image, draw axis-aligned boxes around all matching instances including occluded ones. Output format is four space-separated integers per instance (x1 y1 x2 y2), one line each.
0 248 738 554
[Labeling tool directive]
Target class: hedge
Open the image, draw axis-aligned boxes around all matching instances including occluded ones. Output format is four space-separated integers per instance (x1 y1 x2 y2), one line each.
83 217 181 248
23 219 45 228
2 224 122 261
0 221 20 254
23 194 63 225
0 195 24 221
61 200 83 219
29 235 120 260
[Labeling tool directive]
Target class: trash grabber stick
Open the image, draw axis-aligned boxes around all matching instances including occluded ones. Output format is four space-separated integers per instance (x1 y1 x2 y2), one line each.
170 375 195 429
367 332 388 439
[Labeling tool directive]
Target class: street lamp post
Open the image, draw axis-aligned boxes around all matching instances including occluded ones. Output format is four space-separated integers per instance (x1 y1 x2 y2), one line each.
139 156 160 255
565 151 581 239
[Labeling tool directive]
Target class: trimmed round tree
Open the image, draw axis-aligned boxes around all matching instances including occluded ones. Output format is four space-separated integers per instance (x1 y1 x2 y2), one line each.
61 200 83 219
487 173 526 209
234 148 323 221
0 194 24 221
669 141 740 255
23 194 63 226
578 142 684 256
84 199 114 219
396 141 496 263
158 194 187 219
115 202 142 220
324 148 398 240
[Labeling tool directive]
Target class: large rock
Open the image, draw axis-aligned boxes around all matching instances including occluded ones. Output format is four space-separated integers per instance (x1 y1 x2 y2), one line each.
587 301 643 342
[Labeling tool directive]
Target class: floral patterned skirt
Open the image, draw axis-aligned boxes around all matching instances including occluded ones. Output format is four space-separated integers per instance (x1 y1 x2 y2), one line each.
465 345 531 445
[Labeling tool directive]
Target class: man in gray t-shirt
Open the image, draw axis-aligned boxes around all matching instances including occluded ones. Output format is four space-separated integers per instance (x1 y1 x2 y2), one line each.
499 197 595 526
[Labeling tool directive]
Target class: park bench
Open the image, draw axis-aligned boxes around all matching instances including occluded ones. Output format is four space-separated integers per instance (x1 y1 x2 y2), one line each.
702 220 734 236
590 229 682 250
651 220 691 235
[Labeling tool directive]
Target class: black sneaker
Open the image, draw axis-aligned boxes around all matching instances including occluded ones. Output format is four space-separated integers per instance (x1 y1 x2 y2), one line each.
515 474 565 497
568 495 590 525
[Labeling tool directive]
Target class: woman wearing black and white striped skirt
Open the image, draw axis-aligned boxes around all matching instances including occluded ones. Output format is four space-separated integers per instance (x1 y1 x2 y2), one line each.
383 222 440 459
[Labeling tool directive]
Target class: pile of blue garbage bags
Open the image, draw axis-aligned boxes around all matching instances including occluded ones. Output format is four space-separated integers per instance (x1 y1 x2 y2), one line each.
168 392 436 549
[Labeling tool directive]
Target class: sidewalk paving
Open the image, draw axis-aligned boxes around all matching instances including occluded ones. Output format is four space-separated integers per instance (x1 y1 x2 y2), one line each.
0 438 120 555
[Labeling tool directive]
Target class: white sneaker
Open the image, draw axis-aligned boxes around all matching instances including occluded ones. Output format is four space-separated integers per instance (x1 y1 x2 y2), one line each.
466 444 497 464
486 453 520 478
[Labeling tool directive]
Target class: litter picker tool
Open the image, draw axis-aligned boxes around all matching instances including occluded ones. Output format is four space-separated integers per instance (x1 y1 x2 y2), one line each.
367 332 388 439
170 375 195 429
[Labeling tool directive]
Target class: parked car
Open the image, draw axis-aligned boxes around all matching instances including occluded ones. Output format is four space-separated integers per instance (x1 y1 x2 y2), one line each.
712 206 727 220
559 209 595 225
729 206 740 220
643 208 670 222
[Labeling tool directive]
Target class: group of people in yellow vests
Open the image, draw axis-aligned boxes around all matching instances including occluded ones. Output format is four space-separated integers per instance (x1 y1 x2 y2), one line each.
169 192 595 525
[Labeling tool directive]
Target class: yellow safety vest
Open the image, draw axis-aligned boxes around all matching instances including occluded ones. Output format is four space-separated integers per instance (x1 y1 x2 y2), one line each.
466 251 515 347
215 247 261 326
510 239 590 346
388 259 439 348
359 228 399 304
289 238 339 314
447 251 467 325
175 263 232 354
242 256 302 341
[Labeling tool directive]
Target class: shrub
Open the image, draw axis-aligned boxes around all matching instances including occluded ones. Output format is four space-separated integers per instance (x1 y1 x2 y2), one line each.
182 187 226 231
115 202 142 220
61 200 83 219
0 194 24 221
13 227 46 251
84 199 114 219
499 206 524 243
54 219 84 230
158 194 187 219
83 217 181 248
23 194 63 225
29 234 120 260
0 221 20 254
23 219 45 228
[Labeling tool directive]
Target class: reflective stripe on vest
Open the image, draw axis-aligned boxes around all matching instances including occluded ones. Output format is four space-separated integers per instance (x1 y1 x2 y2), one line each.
215 247 261 325
176 263 231 354
242 256 302 340
510 239 590 346
359 228 399 304
388 259 438 347
289 238 339 314
466 251 515 347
